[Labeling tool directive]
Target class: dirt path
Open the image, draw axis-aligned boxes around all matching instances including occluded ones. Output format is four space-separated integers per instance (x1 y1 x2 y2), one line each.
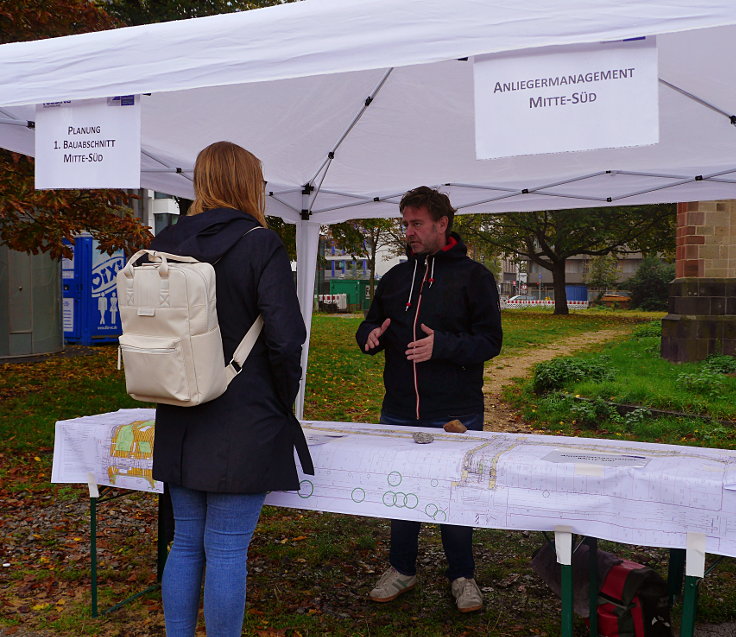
483 328 633 433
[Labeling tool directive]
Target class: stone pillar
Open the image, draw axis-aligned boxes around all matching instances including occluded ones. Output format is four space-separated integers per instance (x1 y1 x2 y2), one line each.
661 201 736 361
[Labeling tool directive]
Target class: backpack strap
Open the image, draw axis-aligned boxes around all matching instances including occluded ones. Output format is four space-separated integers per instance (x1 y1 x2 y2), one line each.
222 224 266 384
221 224 314 476
291 413 315 475
224 314 264 382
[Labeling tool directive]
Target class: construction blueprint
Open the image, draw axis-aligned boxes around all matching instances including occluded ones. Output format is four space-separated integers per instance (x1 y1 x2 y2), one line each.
52 411 736 557
269 420 736 558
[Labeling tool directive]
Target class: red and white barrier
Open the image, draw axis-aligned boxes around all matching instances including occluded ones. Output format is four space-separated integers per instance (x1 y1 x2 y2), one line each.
317 293 348 310
501 299 589 310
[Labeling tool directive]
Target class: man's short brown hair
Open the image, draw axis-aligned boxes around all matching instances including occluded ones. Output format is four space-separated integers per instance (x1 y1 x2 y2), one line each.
399 186 455 236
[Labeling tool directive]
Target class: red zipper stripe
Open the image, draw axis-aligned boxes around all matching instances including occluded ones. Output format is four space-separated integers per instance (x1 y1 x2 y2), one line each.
411 261 430 420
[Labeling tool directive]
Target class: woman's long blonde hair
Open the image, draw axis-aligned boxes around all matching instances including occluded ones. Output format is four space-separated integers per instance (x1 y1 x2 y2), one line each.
188 141 267 227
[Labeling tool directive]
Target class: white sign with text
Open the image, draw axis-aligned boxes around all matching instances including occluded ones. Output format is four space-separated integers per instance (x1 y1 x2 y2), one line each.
35 96 141 189
474 38 658 159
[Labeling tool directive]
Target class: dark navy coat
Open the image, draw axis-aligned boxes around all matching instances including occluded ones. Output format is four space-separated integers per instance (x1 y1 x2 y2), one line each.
356 233 502 421
151 207 312 493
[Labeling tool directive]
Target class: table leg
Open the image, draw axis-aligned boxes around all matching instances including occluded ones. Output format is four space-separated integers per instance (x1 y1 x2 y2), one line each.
668 548 685 606
679 575 699 637
679 533 706 637
90 496 98 618
555 530 574 637
88 488 164 616
585 537 599 637
156 490 173 581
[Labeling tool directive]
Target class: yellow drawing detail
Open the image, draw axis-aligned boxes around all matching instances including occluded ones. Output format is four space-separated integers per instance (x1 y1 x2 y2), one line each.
107 420 156 488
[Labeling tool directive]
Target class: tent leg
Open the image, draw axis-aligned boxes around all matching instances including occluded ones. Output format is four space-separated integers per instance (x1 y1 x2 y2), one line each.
295 219 321 419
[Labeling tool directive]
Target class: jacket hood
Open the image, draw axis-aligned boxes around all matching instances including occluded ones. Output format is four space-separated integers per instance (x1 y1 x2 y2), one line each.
151 207 260 263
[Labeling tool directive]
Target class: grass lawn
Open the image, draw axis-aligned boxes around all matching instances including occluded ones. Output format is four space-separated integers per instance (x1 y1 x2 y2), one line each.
303 310 648 424
505 321 736 450
1 310 735 636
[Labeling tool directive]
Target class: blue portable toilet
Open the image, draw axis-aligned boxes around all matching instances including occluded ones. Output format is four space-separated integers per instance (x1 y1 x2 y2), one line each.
565 284 588 302
62 236 125 345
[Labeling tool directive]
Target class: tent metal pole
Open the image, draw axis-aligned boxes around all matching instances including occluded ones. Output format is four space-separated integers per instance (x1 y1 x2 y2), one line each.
449 171 610 193
608 176 695 201
141 148 192 182
660 79 736 124
141 168 192 173
523 190 610 202
307 68 394 187
616 169 691 179
310 196 397 215
295 218 321 420
312 187 401 201
706 177 736 184
0 117 30 127
702 167 736 179
266 193 301 214
304 69 395 212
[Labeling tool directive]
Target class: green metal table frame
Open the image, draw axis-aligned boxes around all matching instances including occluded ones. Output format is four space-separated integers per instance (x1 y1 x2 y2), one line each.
89 487 170 617
86 491 724 630
554 532 713 637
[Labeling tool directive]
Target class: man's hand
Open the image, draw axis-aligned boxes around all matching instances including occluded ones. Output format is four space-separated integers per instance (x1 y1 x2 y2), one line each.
365 318 391 351
406 323 434 363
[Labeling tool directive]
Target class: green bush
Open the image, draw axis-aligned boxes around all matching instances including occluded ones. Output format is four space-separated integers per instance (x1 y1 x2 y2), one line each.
676 369 725 399
623 407 652 427
703 354 736 374
570 397 616 427
532 356 614 393
623 256 675 311
631 321 662 338
569 399 653 429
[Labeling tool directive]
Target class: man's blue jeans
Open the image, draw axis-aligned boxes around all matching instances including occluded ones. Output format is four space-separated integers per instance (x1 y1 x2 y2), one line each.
162 485 266 637
380 411 483 581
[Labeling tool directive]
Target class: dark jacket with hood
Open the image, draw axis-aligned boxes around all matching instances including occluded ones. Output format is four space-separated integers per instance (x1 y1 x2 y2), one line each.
356 232 502 421
150 207 313 493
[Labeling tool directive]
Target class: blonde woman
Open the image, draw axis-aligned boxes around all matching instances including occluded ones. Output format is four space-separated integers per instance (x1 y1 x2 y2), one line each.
151 141 313 636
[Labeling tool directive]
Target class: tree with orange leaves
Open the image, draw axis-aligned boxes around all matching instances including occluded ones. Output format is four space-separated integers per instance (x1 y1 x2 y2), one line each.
0 0 152 258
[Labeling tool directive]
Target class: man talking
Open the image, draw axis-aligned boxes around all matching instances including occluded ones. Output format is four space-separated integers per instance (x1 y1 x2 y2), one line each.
356 186 503 613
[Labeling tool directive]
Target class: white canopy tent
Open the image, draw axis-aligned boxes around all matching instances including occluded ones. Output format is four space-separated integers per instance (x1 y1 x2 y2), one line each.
1 0 736 414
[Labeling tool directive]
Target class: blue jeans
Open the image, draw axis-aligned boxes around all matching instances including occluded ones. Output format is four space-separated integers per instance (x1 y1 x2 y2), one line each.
162 485 266 637
380 411 483 581
379 411 484 432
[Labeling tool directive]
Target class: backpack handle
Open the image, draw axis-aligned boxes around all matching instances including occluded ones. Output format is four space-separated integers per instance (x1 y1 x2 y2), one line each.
121 249 200 280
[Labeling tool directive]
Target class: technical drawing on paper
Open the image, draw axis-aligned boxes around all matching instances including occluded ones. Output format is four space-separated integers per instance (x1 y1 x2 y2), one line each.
105 419 157 489
266 420 736 558
52 408 163 493
51 411 736 556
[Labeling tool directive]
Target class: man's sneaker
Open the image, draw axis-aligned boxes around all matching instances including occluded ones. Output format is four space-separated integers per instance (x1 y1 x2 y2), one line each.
451 577 483 613
369 566 417 602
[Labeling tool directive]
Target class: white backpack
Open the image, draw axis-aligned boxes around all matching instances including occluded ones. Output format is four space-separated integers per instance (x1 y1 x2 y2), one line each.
116 234 263 407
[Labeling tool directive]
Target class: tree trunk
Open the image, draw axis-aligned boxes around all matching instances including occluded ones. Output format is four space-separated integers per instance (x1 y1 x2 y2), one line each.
368 239 377 301
551 261 569 315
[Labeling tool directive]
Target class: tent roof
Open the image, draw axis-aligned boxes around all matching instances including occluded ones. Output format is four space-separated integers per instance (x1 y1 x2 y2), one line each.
2 0 736 223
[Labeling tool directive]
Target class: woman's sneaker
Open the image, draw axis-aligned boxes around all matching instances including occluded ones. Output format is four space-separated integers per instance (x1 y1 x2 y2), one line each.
369 566 417 602
450 577 483 612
